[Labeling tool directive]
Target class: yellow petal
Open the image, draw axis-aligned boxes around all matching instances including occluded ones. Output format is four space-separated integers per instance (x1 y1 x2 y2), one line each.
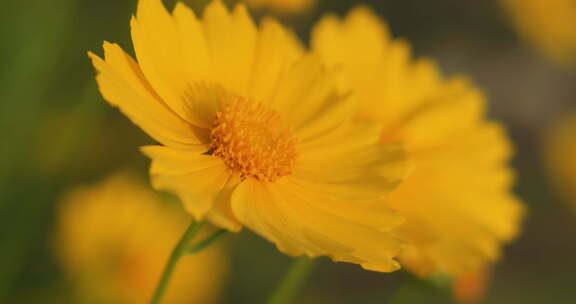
141 145 230 219
244 0 317 15
387 123 525 275
312 7 440 124
88 43 200 148
180 83 232 131
205 174 243 232
131 0 203 127
248 18 304 102
172 3 212 82
296 122 411 200
312 7 391 68
202 1 257 94
231 178 404 272
400 78 487 152
270 55 355 141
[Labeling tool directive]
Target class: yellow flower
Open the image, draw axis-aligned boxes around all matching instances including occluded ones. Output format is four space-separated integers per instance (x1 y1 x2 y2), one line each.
54 174 227 304
311 7 525 277
89 0 410 272
503 0 576 64
545 114 576 212
452 268 491 304
243 0 317 15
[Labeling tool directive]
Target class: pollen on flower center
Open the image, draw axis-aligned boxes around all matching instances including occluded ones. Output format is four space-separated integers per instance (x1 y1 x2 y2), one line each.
210 97 298 182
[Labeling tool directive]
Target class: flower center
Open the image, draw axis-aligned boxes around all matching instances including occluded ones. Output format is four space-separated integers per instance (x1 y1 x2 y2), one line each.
210 97 298 182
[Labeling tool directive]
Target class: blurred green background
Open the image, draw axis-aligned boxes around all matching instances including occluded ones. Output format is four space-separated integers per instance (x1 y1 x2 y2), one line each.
1 0 575 303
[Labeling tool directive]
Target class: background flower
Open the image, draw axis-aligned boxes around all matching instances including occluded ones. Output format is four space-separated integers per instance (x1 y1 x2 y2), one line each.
53 173 227 304
452 268 491 304
311 7 525 277
545 114 576 213
243 0 317 15
502 0 576 65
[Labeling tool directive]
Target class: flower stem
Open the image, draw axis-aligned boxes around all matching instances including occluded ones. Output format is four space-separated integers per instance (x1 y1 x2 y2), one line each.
267 257 315 304
187 229 228 254
149 220 204 304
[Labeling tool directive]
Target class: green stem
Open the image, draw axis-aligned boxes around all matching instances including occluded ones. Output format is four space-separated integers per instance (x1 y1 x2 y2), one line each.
150 220 204 304
267 257 315 304
187 229 228 254
387 273 451 304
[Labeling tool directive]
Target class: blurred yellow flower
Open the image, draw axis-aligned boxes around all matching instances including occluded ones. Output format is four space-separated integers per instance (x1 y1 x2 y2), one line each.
312 7 525 277
89 0 410 272
54 174 227 304
503 0 576 64
244 0 317 15
452 268 491 304
545 114 576 211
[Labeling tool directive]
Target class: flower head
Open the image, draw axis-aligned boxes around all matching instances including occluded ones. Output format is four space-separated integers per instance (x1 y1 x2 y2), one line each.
311 7 525 277
503 0 576 65
452 268 491 304
244 0 317 15
54 174 227 304
89 0 410 272
545 114 576 212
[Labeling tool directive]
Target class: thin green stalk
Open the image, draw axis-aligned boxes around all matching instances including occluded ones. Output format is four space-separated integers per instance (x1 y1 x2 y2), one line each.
267 257 315 304
387 273 451 304
187 229 228 254
150 220 204 304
